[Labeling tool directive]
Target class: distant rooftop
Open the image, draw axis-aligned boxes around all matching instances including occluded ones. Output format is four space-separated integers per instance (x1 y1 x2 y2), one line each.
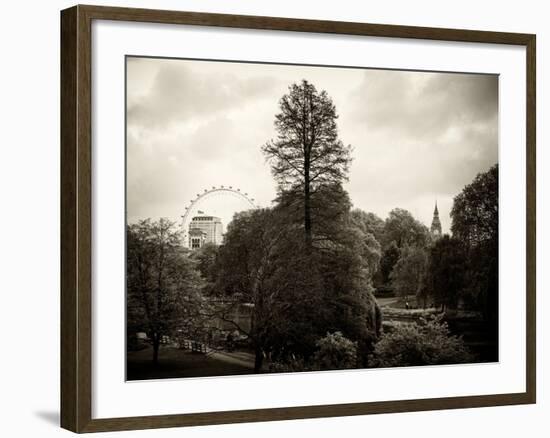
191 215 221 222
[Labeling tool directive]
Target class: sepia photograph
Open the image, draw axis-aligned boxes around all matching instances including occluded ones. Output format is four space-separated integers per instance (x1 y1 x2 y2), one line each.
125 56 499 381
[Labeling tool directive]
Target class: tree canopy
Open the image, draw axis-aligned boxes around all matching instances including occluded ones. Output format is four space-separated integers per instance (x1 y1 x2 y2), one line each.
390 245 429 299
451 164 498 248
451 164 498 320
424 235 467 310
127 219 204 364
383 208 431 249
262 80 352 247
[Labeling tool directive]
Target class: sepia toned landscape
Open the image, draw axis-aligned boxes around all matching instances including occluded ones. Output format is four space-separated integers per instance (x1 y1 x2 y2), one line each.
126 57 498 380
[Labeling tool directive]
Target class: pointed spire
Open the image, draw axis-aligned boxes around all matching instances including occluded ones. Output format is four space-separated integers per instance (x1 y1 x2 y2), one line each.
431 199 442 237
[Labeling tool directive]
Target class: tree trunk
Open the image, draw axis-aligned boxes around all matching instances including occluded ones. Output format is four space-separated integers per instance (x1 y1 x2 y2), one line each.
254 345 264 373
304 155 312 247
152 334 160 367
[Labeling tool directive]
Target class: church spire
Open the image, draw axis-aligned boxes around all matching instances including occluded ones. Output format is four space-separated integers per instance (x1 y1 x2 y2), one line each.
430 200 442 237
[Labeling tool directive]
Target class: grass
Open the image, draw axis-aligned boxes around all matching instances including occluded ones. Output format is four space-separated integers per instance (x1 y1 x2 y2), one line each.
127 345 254 380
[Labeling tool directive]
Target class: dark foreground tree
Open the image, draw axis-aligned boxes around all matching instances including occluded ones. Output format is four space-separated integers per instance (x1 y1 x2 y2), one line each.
451 164 498 320
256 81 381 369
451 164 498 248
262 80 352 247
217 200 382 371
127 219 203 365
215 208 295 372
275 185 382 366
425 235 467 311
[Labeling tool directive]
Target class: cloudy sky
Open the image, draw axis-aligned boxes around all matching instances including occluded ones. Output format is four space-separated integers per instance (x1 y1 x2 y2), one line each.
126 57 498 234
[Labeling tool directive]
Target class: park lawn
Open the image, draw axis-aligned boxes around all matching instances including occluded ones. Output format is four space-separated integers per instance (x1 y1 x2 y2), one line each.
127 345 254 380
376 296 399 307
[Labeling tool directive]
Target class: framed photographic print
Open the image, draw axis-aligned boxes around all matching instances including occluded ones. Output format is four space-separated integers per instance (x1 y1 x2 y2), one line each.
60 4 536 433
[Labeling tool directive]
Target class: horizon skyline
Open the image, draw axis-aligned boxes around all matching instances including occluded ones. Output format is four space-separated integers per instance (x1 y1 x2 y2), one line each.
126 57 498 235
128 181 487 238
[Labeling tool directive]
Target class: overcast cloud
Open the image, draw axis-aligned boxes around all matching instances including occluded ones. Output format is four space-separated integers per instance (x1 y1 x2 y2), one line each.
126 57 498 233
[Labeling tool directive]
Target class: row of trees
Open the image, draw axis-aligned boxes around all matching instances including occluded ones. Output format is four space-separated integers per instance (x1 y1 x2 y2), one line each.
380 164 498 323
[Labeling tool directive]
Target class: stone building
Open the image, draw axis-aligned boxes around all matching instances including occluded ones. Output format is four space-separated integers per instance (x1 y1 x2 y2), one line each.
430 201 442 239
188 214 223 249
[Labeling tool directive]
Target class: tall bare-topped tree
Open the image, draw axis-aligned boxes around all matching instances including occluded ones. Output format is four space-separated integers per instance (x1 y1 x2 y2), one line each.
262 80 352 247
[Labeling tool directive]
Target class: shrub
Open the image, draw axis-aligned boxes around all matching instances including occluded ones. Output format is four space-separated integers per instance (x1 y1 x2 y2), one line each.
369 315 473 367
312 332 358 370
268 332 359 372
268 357 309 373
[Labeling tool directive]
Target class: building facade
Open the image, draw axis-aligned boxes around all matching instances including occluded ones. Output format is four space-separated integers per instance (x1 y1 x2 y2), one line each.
188 228 207 249
430 202 442 238
188 215 223 248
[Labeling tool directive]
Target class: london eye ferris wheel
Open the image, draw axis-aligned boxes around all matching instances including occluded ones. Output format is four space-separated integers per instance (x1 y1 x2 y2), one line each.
180 186 258 247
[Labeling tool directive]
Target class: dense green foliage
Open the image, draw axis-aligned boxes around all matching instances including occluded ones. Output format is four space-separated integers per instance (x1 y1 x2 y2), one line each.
390 245 428 299
451 164 498 320
370 316 473 367
379 242 400 286
424 236 467 310
216 191 382 369
383 208 431 249
126 219 205 364
313 332 358 370
380 166 498 318
268 331 358 372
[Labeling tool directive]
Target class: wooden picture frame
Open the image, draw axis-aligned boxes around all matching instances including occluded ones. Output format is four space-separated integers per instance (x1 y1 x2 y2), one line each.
61 4 536 433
